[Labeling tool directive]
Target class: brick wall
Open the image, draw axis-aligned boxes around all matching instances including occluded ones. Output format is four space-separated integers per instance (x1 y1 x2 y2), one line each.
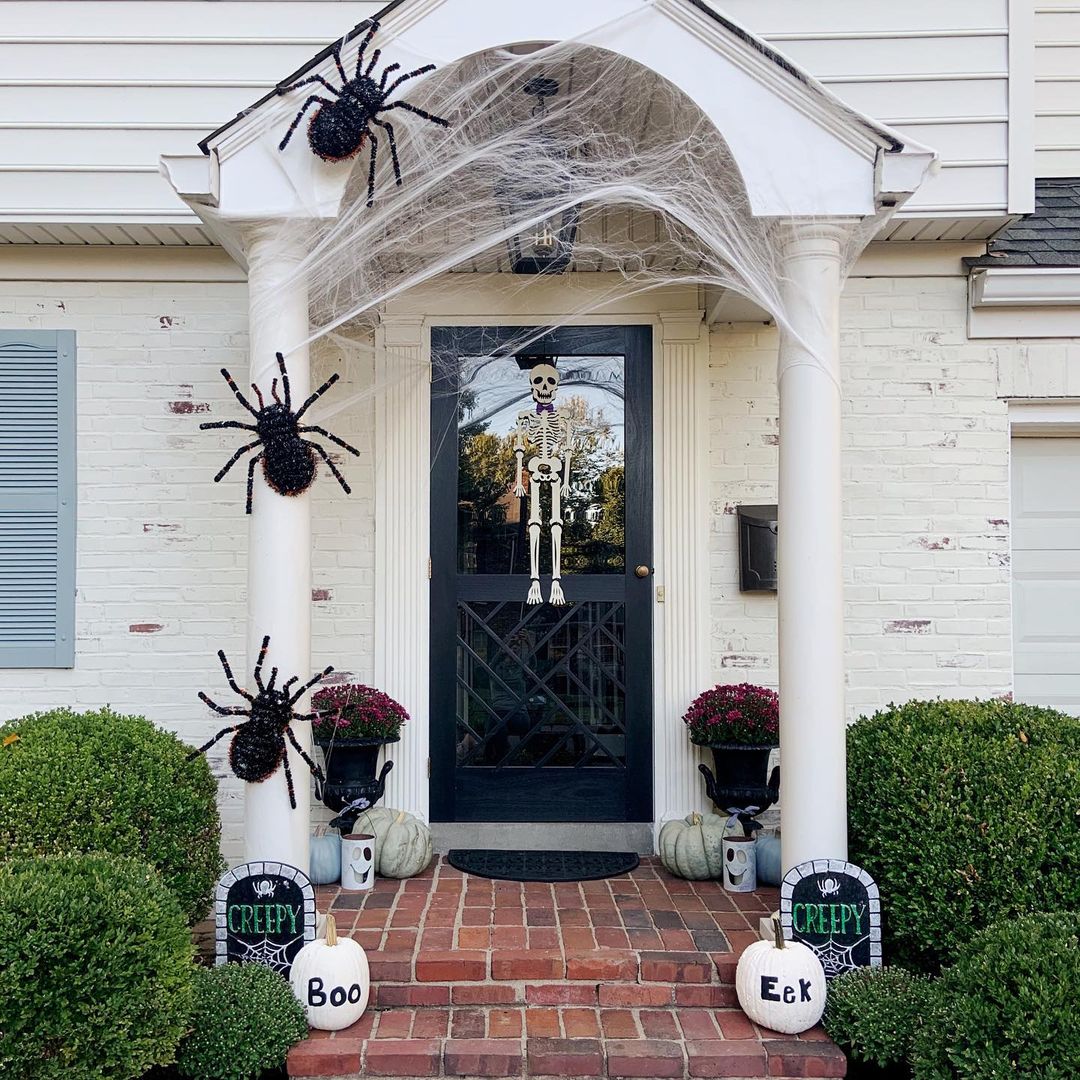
0 279 374 860
707 275 1014 721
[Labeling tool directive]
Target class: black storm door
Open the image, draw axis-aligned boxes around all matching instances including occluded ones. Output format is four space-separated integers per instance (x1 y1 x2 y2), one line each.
430 325 653 822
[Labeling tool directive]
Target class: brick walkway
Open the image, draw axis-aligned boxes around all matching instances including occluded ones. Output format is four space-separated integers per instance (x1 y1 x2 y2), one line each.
287 856 845 1079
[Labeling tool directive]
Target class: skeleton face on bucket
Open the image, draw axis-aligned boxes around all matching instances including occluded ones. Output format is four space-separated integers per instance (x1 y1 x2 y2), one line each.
530 364 559 406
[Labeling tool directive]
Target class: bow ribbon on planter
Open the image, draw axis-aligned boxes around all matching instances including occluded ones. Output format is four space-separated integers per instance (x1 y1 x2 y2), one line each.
724 806 762 836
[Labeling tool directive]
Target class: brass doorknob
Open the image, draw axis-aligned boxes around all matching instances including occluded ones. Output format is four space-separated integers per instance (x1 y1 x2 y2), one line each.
634 565 651 579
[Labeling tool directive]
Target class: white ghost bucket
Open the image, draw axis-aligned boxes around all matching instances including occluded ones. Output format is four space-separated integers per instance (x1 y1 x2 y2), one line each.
341 833 376 892
722 834 757 893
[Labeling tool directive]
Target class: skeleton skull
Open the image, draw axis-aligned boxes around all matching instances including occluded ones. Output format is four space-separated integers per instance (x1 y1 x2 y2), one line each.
530 364 559 405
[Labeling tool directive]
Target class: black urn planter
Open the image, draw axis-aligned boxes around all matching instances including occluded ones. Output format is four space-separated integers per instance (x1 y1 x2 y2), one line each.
695 742 780 833
315 735 399 833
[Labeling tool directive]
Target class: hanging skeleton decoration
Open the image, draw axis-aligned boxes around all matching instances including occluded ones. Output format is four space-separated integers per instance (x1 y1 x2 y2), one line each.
513 356 574 605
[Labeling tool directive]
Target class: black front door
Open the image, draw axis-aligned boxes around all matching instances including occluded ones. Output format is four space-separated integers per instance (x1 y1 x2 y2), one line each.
430 325 653 822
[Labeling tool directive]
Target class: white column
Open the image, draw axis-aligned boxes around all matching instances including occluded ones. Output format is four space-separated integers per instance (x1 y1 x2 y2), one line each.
654 310 710 830
243 222 313 869
776 223 848 873
374 315 430 819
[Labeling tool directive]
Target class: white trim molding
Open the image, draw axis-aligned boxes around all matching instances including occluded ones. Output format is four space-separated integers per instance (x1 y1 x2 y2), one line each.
1008 400 1080 436
970 267 1080 338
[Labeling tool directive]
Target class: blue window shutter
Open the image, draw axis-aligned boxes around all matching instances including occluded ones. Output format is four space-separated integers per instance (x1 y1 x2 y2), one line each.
0 331 76 667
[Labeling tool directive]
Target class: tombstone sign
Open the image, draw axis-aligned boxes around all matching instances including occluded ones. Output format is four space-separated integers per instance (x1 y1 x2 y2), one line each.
214 861 316 979
780 859 881 978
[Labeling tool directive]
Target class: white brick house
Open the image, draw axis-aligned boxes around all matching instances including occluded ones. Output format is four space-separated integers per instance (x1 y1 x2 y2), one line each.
1 0 1078 871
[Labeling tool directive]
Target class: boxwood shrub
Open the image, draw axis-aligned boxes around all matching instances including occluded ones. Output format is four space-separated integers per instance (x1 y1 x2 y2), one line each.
175 963 309 1080
824 966 931 1077
912 912 1080 1079
0 853 194 1080
0 707 224 922
847 698 1080 972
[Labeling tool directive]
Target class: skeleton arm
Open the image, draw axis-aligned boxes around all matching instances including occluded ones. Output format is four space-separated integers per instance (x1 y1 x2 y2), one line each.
560 415 574 494
512 413 528 497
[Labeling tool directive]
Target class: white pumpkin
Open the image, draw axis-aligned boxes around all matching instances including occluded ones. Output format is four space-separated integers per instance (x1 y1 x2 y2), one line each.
736 918 826 1034
658 812 735 880
356 807 433 879
289 914 370 1031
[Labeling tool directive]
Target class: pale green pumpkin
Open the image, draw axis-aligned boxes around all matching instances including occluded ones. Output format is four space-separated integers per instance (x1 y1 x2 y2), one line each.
354 807 433 879
658 811 737 880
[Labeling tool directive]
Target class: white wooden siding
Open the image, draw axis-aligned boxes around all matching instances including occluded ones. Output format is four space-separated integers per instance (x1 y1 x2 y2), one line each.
0 0 1043 231
1035 1 1080 177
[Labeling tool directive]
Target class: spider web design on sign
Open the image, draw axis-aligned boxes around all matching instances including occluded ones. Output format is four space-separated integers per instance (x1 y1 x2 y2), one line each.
233 934 305 975
456 599 626 771
811 935 870 979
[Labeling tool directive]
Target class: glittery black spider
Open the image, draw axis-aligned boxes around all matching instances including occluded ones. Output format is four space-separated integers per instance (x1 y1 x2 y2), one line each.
188 635 332 809
200 351 359 514
275 20 450 206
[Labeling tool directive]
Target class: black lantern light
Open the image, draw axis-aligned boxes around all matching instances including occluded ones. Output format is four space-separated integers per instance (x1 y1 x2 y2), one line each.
501 77 580 275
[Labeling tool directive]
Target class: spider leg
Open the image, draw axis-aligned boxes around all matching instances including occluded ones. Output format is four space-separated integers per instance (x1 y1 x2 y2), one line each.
353 20 380 79
213 440 262 483
379 62 400 90
305 440 352 495
364 125 379 207
218 648 255 702
245 451 264 515
328 40 349 85
372 117 402 187
280 750 298 810
382 65 436 99
219 368 261 418
278 95 336 151
298 424 360 457
382 99 450 128
186 722 243 760
199 420 257 433
286 725 326 786
275 352 292 411
283 675 299 697
277 73 341 98
363 48 381 78
252 634 271 691
197 692 250 718
266 666 279 693
288 664 336 706
294 373 341 420
251 383 265 410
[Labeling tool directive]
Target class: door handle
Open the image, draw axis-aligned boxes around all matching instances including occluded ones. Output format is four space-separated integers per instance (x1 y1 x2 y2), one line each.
634 565 652 579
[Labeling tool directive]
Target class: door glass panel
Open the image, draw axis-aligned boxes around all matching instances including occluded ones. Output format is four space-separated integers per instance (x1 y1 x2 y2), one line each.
456 600 627 769
456 354 625 575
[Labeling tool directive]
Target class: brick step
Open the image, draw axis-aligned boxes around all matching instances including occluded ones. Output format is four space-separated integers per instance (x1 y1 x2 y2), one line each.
367 948 739 990
287 1010 846 1078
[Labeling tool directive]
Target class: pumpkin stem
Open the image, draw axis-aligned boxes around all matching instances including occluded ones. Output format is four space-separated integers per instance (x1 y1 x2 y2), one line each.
771 916 785 950
326 914 338 947
690 812 702 826
395 810 407 825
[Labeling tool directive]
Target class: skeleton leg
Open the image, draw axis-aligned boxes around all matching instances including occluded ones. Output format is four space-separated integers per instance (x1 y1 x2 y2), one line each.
549 475 566 606
527 477 543 605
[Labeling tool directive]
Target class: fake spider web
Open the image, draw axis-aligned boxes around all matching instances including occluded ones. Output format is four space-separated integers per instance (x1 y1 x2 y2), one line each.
810 935 869 978
234 933 304 975
210 5 919 421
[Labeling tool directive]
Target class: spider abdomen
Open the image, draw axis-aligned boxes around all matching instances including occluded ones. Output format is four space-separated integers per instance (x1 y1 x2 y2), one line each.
308 100 368 162
263 439 317 498
229 729 287 783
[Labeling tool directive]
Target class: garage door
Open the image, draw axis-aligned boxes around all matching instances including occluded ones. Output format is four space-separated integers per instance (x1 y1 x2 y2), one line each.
1012 437 1080 716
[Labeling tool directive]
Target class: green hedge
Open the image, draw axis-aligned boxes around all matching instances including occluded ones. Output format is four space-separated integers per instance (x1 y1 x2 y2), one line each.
824 966 931 1075
847 698 1080 972
912 912 1080 1079
175 963 309 1080
0 707 224 923
0 853 194 1080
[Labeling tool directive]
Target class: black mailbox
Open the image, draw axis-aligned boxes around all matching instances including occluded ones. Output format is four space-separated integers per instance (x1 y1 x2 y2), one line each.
737 504 777 592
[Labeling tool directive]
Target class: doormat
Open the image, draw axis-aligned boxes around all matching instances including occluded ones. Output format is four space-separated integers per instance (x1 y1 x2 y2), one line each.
447 849 639 883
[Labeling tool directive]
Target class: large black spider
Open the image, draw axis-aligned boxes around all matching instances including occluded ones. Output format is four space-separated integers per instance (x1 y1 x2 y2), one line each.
200 351 359 514
276 20 450 206
188 634 332 809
